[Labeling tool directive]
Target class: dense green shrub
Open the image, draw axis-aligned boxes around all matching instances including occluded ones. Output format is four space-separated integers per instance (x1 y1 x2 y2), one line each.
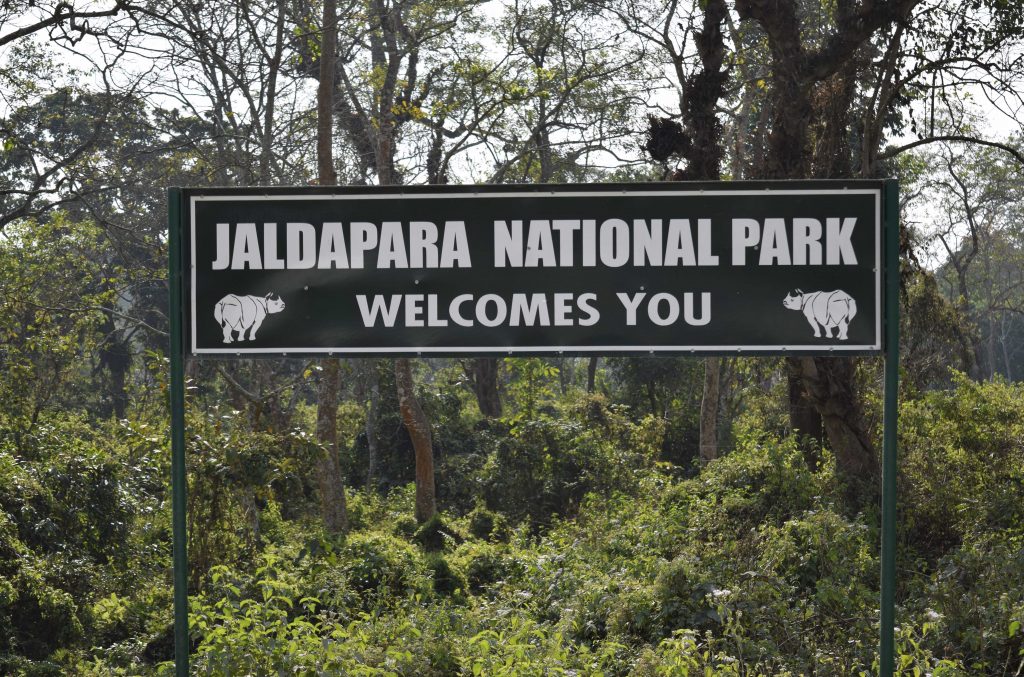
604 357 704 467
0 563 83 662
606 584 660 641
479 396 662 526
3 338 1024 676
899 374 1024 559
425 553 467 598
453 541 526 595
0 413 164 673
466 502 511 542
413 513 463 551
758 509 875 599
339 531 427 601
562 580 620 641
906 532 1024 672
652 556 722 636
667 429 830 541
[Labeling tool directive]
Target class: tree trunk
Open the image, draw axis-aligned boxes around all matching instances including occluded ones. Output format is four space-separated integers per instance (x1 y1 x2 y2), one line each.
586 356 598 393
678 0 729 464
395 358 436 523
338 3 443 514
734 0 897 503
987 314 997 380
258 0 286 182
1000 318 1013 381
316 0 338 186
313 0 347 535
699 357 721 464
791 356 878 505
375 100 438 520
363 359 381 490
97 313 130 419
786 362 824 467
471 357 502 418
646 380 658 415
315 359 348 533
240 489 260 547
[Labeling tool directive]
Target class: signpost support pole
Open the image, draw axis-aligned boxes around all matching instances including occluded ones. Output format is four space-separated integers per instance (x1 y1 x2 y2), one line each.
168 188 190 677
880 179 900 677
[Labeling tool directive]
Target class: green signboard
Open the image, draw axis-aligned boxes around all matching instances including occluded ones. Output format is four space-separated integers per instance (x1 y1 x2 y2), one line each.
183 182 883 355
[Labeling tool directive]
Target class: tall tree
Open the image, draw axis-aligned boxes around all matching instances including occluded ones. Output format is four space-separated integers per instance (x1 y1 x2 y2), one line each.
130 0 312 186
313 0 348 534
297 0 474 522
394 358 436 522
919 139 1024 380
636 0 728 464
467 358 503 418
469 0 648 419
727 0 921 499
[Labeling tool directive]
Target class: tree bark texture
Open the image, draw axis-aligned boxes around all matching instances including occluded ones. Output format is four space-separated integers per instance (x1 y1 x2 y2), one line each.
792 356 878 504
315 359 348 534
395 358 436 523
471 357 502 418
734 0 920 492
316 0 338 185
363 360 381 490
587 356 598 393
313 0 347 535
787 366 824 467
673 0 728 462
699 357 721 463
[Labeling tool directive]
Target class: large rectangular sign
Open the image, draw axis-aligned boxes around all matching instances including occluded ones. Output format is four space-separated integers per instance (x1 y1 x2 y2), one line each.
181 182 884 356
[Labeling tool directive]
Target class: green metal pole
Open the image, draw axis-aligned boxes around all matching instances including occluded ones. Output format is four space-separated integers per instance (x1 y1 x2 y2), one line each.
880 179 900 677
168 188 190 676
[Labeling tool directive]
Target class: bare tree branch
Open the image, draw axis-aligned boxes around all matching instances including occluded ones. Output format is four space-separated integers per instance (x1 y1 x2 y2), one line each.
878 135 1024 165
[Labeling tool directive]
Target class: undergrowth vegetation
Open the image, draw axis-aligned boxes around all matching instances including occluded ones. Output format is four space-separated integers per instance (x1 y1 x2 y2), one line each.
2 372 1022 675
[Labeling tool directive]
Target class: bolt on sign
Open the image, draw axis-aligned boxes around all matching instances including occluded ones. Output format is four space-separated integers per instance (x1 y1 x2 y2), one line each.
181 182 885 356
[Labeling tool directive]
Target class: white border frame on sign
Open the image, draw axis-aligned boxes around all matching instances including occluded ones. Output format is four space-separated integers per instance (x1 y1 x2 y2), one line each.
189 189 882 355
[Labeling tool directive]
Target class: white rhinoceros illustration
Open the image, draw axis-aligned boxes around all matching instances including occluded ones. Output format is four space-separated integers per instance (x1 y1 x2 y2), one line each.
783 289 857 340
214 293 285 343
